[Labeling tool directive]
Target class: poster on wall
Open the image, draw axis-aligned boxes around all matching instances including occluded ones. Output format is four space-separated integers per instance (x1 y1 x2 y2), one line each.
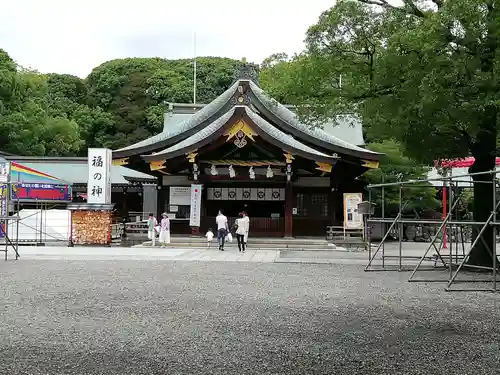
343 193 363 230
169 186 191 205
189 184 202 227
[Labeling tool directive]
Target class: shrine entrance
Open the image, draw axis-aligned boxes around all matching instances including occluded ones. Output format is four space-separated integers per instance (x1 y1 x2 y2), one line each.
201 185 286 236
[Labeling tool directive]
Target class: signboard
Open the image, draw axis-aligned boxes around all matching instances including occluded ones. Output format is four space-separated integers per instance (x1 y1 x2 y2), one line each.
11 183 71 202
0 184 7 238
189 184 202 227
0 161 10 183
87 148 112 204
343 193 363 230
0 160 10 238
169 186 191 205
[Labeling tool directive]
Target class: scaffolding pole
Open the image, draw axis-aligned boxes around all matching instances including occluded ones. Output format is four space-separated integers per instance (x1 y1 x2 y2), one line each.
365 168 500 292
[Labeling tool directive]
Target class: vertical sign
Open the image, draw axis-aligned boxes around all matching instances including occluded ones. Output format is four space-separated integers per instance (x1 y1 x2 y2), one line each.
189 184 202 227
343 193 363 230
87 148 112 204
0 160 10 238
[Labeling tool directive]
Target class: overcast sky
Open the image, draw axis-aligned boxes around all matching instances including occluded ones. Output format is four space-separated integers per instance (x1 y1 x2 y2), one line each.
0 0 335 78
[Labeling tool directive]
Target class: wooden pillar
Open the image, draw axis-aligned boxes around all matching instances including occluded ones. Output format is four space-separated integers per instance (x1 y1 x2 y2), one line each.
284 183 293 238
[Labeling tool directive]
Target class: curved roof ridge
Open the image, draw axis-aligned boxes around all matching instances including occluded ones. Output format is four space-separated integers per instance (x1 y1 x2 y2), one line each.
244 108 337 161
248 81 380 157
142 108 236 160
115 80 240 153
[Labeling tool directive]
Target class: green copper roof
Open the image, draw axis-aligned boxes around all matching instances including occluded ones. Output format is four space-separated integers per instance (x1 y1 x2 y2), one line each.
244 107 338 162
248 81 379 157
143 108 236 160
115 80 240 154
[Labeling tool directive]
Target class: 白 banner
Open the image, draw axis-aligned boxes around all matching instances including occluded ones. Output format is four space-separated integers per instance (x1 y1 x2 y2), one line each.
189 184 202 227
343 193 363 230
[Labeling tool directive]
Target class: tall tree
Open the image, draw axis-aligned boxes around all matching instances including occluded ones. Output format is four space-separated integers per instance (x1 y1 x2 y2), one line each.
85 57 244 149
261 0 500 267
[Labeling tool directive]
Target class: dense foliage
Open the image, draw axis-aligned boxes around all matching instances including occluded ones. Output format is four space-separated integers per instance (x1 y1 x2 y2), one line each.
259 0 500 266
0 51 243 155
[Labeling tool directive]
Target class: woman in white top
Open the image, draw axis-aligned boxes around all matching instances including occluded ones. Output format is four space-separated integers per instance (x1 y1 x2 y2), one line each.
235 213 249 252
242 211 250 246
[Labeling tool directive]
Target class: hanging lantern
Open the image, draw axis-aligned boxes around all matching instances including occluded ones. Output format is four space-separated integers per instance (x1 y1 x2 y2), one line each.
286 164 292 182
228 165 236 178
193 163 199 181
249 166 256 180
210 164 218 176
266 166 273 178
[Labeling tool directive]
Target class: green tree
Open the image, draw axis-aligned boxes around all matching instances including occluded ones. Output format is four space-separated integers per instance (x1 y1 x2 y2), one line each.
0 51 84 156
261 0 500 267
85 57 243 149
362 140 439 216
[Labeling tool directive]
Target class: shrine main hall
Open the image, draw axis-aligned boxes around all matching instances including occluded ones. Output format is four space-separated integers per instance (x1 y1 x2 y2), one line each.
112 63 381 237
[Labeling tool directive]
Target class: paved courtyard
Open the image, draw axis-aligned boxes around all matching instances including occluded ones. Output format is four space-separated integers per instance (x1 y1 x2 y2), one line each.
1 259 500 374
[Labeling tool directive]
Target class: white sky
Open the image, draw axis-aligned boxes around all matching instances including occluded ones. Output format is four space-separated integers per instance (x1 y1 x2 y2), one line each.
0 0 335 78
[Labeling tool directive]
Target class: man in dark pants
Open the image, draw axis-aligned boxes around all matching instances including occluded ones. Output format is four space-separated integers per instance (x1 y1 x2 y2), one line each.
215 209 228 251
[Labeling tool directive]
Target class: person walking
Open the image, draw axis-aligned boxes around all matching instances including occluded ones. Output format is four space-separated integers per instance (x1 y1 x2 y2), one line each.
215 209 228 251
147 213 158 247
235 212 249 252
242 211 250 246
159 212 171 247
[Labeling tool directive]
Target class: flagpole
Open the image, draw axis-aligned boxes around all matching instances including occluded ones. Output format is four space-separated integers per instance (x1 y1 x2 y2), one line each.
193 31 197 104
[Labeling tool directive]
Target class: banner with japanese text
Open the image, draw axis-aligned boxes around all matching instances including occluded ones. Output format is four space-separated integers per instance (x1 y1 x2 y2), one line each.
343 193 363 230
11 183 71 202
189 184 202 227
87 148 112 204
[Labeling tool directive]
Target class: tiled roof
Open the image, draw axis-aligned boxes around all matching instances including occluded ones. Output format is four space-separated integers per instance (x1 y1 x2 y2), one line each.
244 108 338 161
143 108 236 159
248 81 380 157
115 80 240 153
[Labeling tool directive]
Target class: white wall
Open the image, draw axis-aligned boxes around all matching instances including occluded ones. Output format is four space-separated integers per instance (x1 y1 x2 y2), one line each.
7 209 71 242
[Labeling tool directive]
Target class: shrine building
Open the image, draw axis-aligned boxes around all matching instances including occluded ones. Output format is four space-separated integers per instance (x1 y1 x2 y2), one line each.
112 62 381 237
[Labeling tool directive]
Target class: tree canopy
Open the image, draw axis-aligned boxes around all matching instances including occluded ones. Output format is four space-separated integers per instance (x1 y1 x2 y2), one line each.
0 52 244 155
260 0 500 266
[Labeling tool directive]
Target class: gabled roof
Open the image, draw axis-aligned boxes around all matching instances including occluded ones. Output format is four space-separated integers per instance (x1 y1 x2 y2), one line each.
143 106 339 164
113 73 381 161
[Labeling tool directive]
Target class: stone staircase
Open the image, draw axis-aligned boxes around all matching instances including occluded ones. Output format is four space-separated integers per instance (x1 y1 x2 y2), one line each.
136 236 344 251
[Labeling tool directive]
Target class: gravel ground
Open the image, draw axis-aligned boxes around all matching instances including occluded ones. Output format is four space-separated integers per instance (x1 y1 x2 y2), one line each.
1 261 500 375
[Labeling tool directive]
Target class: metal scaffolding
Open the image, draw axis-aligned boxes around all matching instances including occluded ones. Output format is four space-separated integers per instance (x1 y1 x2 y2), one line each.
365 169 500 292
0 186 21 261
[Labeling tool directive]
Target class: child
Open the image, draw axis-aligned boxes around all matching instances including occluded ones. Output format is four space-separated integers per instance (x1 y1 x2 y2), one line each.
205 228 214 248
147 213 158 247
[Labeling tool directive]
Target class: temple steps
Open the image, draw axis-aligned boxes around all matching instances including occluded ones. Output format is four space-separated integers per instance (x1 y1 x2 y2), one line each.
134 236 367 251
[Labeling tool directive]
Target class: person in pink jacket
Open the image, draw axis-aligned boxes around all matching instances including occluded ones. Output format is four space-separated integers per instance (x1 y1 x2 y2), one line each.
159 212 171 247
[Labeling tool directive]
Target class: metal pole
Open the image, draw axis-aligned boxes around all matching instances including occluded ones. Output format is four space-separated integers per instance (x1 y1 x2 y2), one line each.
193 32 197 104
408 195 464 282
15 197 19 260
493 173 497 292
447 198 500 290
398 185 403 271
443 178 448 249
368 188 372 260
382 176 385 268
368 169 497 189
365 201 409 270
448 180 453 280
